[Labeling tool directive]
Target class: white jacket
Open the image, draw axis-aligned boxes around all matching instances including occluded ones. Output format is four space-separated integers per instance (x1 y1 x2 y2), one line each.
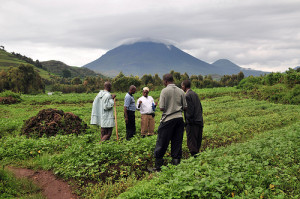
90 90 115 127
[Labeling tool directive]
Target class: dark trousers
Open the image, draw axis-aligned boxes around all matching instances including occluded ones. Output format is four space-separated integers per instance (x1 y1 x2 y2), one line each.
154 118 184 159
126 110 136 140
186 124 203 155
101 127 113 141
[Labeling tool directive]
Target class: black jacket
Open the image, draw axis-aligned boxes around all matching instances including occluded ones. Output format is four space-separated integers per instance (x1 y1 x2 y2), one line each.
184 89 203 126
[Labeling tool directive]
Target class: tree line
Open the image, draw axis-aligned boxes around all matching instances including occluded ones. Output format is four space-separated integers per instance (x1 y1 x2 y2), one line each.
0 62 254 94
10 52 44 69
48 71 246 93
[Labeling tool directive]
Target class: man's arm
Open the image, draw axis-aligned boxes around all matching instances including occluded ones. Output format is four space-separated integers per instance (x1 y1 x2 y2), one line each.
103 94 114 110
124 106 128 124
185 94 194 123
159 92 165 111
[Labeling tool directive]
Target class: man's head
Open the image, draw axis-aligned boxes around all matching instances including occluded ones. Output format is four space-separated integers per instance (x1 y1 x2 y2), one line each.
104 81 112 92
181 79 191 92
163 74 174 87
129 85 136 94
143 87 149 97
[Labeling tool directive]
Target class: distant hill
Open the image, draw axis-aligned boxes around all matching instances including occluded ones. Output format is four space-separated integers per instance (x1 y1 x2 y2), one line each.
0 49 54 80
211 59 269 76
41 60 105 78
82 41 268 77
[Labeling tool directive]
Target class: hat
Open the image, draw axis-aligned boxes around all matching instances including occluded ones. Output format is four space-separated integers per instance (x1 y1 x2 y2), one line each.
143 87 149 92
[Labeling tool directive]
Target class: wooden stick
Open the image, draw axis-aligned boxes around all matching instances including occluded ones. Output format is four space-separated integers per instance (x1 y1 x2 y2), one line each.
114 98 119 140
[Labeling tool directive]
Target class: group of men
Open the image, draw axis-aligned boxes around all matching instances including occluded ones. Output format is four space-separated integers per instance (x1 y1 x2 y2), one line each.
91 73 203 171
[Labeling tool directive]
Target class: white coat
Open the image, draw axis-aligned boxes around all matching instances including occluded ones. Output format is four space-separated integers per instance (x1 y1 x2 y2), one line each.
90 90 115 127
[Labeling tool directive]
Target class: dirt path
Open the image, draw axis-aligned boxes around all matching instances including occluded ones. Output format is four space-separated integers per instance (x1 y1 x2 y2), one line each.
7 166 78 199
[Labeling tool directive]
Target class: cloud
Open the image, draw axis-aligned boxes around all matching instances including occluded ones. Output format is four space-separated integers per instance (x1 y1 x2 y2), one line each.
1 0 300 71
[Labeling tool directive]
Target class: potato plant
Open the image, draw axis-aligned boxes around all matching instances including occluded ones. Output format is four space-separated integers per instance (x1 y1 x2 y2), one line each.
0 87 299 198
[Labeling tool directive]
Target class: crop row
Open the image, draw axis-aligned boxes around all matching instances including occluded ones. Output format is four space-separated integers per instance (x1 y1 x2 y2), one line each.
1 87 299 198
119 122 300 198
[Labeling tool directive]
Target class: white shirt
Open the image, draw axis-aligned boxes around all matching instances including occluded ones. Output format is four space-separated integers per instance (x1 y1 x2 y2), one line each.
136 96 155 114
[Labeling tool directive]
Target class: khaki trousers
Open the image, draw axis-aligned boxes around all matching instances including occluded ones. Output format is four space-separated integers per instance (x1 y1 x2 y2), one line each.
141 114 155 135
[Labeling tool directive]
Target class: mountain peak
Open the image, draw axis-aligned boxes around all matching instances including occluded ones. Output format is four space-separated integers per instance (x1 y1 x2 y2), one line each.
83 41 268 77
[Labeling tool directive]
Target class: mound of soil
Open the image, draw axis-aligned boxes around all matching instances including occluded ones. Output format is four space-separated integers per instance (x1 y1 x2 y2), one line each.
0 96 20 104
22 108 88 137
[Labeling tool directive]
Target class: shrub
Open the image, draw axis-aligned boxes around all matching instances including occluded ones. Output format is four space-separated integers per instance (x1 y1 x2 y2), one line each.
237 76 262 90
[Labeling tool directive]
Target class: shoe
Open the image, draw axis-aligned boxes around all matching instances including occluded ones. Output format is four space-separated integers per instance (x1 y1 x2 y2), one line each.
148 158 164 172
191 152 198 158
171 158 181 165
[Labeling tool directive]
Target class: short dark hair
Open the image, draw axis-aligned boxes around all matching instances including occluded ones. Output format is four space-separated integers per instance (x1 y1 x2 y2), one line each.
163 74 174 82
104 81 112 90
182 79 191 88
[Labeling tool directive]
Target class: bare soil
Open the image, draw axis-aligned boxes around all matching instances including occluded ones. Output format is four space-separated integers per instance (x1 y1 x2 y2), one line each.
7 166 78 199
21 108 87 137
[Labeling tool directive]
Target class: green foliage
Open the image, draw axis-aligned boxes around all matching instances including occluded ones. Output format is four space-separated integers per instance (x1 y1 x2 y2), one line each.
41 60 103 78
263 72 284 86
238 69 300 104
71 77 82 85
11 52 44 69
112 72 142 92
220 71 245 87
0 168 44 198
0 87 299 198
119 122 300 198
51 83 86 93
285 68 300 87
0 90 21 100
0 90 22 105
0 64 45 94
62 69 71 78
237 76 262 90
82 176 139 199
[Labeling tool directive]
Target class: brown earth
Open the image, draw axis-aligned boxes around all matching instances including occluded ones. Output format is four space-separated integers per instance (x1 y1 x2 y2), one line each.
7 166 78 199
0 96 19 104
21 108 88 137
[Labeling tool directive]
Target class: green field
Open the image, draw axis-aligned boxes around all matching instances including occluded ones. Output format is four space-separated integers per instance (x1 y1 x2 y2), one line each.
1 87 299 198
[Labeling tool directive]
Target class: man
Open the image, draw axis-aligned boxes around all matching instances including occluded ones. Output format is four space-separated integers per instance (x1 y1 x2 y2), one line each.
124 85 136 140
181 79 204 157
152 74 187 171
90 82 116 142
136 87 157 137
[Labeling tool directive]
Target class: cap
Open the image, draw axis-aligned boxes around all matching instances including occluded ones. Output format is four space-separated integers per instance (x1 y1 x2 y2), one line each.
143 87 149 92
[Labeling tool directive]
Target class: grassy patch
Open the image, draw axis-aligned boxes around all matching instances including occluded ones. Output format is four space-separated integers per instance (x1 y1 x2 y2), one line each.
0 168 44 199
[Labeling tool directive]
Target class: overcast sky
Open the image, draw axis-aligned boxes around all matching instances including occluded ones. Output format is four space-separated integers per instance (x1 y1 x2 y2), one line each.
1 0 299 72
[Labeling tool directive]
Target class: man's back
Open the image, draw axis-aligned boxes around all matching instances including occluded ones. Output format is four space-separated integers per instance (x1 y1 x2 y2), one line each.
159 84 187 122
186 89 203 125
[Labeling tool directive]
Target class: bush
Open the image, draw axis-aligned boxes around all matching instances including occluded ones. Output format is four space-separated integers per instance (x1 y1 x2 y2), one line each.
237 76 262 90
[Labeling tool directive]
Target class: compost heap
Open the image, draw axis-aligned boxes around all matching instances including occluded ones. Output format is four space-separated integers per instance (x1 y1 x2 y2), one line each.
0 96 20 104
22 108 88 137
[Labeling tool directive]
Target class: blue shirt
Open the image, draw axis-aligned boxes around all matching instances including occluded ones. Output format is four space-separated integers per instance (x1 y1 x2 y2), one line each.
124 93 136 111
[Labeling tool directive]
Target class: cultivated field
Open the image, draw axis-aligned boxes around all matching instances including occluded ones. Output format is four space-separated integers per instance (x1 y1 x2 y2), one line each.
1 87 299 198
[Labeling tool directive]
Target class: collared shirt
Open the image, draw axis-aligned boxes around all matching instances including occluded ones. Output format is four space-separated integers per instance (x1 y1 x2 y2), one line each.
159 84 187 122
124 93 136 111
136 96 154 114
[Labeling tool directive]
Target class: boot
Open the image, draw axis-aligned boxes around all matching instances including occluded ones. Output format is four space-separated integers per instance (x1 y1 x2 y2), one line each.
148 158 164 172
191 152 198 158
171 158 181 165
